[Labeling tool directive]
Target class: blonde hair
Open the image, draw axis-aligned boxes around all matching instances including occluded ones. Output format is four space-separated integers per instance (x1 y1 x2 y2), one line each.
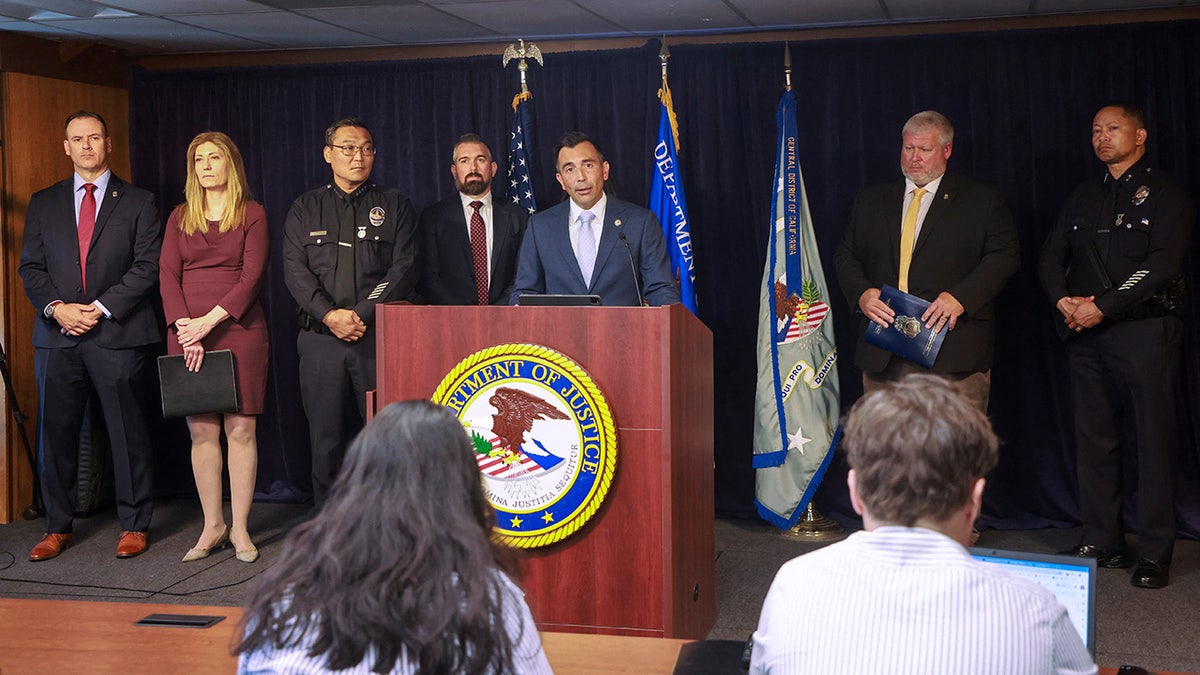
179 131 249 235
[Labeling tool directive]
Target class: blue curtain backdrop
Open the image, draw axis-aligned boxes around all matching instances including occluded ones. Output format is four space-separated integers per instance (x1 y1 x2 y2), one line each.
129 20 1200 537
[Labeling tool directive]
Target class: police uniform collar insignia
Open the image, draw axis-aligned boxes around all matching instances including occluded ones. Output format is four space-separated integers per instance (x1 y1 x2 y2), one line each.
1133 185 1150 205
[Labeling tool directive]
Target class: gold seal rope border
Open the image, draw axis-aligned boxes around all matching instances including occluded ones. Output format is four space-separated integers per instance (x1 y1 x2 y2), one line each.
431 343 618 549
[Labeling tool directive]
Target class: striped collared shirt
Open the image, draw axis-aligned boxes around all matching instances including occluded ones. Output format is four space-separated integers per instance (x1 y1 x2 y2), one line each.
751 526 1096 675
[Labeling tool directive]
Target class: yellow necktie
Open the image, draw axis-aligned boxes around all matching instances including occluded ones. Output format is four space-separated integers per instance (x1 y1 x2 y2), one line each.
898 187 927 292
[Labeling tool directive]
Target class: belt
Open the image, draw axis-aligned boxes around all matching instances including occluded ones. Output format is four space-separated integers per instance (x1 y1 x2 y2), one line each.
1110 301 1171 322
298 312 334 336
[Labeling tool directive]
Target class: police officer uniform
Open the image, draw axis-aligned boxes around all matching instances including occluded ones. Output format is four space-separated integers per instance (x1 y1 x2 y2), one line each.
1038 157 1194 567
282 181 418 504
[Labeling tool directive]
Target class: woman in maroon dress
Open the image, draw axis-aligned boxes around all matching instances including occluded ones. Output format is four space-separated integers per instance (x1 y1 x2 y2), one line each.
160 131 268 563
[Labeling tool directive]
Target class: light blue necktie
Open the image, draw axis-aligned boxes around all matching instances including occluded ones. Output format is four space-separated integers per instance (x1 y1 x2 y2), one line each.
577 211 597 285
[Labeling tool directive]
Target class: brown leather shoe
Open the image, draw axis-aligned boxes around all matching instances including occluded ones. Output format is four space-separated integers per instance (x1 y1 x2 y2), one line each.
30 533 74 562
116 531 148 558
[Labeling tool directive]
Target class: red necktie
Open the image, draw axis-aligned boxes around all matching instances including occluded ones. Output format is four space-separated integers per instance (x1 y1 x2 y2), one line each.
469 200 488 305
78 183 97 293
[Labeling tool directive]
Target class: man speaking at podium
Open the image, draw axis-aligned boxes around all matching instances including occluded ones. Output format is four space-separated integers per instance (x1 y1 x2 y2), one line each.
510 131 680 306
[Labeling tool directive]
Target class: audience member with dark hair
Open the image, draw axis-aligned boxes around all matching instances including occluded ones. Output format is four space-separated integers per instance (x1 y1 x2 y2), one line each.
751 374 1096 675
236 400 552 674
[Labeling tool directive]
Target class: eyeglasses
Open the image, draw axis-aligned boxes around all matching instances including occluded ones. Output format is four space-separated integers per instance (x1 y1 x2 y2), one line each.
329 143 376 157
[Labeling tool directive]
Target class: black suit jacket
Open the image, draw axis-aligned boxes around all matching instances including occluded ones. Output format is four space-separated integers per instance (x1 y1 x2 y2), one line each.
19 174 162 349
834 171 1020 374
417 193 528 305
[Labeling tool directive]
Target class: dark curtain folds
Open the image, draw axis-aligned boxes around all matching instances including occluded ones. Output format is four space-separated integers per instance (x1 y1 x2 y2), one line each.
129 20 1200 538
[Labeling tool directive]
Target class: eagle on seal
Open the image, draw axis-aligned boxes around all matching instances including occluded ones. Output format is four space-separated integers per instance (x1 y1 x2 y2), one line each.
489 387 570 453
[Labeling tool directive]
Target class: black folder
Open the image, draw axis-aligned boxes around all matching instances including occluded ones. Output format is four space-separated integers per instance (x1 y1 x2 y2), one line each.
157 350 239 418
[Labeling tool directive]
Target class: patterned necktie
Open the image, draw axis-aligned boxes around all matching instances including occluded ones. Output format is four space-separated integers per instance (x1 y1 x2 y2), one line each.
898 187 927 293
78 183 97 292
577 211 597 286
469 200 488 305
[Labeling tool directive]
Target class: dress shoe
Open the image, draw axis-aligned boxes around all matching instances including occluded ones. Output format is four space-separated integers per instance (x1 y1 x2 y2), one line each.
1061 544 1133 569
182 527 229 562
235 547 260 563
29 533 74 562
1131 559 1170 589
116 531 149 558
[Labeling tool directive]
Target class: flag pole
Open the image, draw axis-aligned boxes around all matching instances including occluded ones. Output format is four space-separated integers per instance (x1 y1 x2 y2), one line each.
776 41 842 541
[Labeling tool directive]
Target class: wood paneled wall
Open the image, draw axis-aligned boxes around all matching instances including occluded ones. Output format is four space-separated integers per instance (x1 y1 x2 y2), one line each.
0 72 130 522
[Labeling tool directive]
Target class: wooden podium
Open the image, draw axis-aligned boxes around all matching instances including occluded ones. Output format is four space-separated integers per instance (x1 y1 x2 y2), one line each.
375 303 714 639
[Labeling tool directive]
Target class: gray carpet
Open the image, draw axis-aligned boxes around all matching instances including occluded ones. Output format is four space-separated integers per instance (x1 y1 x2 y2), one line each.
1 502 1197 673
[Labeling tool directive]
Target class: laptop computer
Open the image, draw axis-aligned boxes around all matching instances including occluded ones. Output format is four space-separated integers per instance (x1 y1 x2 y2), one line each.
970 547 1097 656
516 294 602 306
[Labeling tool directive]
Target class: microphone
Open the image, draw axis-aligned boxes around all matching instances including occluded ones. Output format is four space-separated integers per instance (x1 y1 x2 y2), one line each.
618 232 644 307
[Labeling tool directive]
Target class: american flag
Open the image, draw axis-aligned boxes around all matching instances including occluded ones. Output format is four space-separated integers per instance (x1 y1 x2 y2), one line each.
507 93 538 214
784 300 830 341
477 435 543 480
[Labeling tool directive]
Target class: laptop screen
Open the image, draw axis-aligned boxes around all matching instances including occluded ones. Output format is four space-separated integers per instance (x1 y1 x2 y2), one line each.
969 547 1097 656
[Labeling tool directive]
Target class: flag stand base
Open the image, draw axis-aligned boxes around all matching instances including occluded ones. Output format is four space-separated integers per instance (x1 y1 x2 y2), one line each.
782 504 842 540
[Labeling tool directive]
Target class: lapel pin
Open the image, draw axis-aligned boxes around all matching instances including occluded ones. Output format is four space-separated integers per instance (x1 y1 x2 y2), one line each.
112 191 118 197
614 219 622 226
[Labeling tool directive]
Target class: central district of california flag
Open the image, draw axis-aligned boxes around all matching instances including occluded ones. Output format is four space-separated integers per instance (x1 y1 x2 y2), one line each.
753 89 841 529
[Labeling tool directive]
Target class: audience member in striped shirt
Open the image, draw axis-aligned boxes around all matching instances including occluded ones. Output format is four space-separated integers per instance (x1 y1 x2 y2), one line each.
751 374 1096 675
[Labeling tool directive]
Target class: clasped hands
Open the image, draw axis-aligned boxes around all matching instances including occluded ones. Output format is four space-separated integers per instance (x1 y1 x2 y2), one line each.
175 315 218 372
54 303 101 336
1056 295 1103 332
858 288 964 333
323 308 366 342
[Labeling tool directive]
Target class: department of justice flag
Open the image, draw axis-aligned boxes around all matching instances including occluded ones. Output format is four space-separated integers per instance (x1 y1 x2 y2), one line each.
649 80 697 313
752 89 841 529
507 92 538 214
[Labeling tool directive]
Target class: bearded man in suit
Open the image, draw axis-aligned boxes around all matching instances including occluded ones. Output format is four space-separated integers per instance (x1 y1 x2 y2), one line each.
418 134 528 305
19 110 162 561
834 110 1020 411
511 131 680 307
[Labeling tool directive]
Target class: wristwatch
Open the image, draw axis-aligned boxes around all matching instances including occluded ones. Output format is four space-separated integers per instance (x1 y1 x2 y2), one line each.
45 302 59 319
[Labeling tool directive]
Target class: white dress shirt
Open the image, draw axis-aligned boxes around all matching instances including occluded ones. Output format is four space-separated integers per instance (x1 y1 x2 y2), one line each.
902 173 943 246
568 192 608 262
751 526 1096 675
459 191 495 283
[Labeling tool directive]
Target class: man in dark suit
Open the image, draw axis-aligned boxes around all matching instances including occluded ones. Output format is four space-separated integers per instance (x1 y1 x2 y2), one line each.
18 110 162 561
418 134 527 305
834 110 1019 411
511 131 681 306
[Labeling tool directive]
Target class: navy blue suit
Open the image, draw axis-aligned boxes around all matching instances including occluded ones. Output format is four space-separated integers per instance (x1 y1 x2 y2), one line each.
418 193 527 305
510 196 680 306
18 174 161 533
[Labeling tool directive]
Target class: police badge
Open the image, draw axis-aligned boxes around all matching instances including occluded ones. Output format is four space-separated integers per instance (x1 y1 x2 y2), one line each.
369 206 386 226
1133 185 1150 206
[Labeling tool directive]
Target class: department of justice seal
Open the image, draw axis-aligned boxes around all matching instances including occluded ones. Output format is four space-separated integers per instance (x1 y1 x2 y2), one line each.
432 344 618 549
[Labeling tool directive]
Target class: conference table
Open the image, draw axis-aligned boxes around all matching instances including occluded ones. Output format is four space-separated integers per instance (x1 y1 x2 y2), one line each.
0 598 1186 674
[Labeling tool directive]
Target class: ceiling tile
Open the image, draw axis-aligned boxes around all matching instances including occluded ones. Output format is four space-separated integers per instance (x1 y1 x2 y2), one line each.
297 4 495 42
1035 0 1183 12
434 0 622 38
49 15 267 52
573 0 749 32
885 0 1029 22
731 0 887 26
176 11 388 48
99 0 271 14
